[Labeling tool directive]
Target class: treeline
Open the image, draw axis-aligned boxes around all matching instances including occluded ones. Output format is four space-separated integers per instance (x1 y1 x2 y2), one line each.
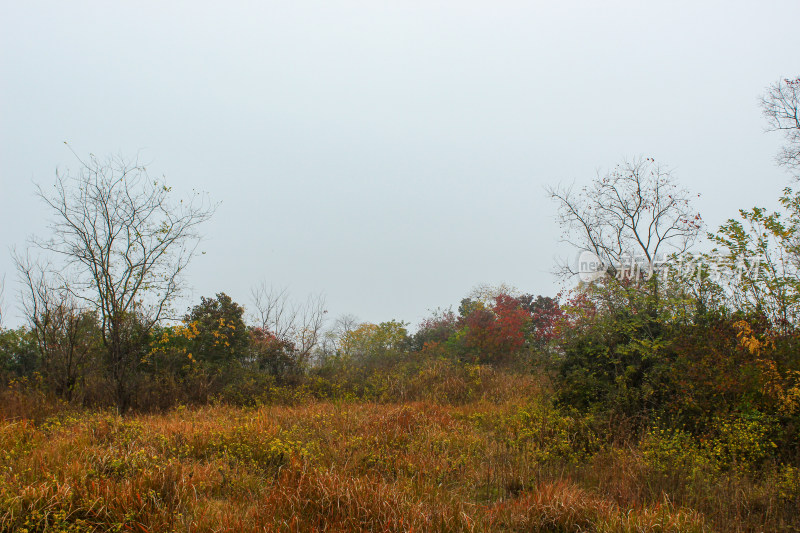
0 284 560 412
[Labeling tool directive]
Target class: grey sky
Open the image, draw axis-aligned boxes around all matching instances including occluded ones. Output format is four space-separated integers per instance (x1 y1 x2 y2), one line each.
1 1 799 329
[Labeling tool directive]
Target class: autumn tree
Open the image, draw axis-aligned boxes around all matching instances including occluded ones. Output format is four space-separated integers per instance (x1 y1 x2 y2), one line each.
455 294 530 364
702 78 800 330
184 292 248 366
517 294 563 348
28 151 215 411
248 327 298 379
708 189 800 332
412 308 458 351
339 320 410 367
548 159 704 422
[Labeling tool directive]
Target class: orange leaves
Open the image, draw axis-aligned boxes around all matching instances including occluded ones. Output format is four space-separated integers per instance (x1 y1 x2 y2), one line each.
733 319 800 415
734 320 762 355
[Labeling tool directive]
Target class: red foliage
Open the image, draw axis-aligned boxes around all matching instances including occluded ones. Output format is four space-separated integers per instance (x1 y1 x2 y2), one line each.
556 291 597 334
523 295 565 344
416 309 458 345
460 294 530 363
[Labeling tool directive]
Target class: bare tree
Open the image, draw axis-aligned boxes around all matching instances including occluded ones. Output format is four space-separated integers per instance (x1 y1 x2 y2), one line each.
761 77 800 178
250 282 327 366
14 253 97 401
548 157 701 280
316 313 359 363
295 293 327 362
29 151 215 411
467 283 519 304
251 284 299 341
333 313 360 338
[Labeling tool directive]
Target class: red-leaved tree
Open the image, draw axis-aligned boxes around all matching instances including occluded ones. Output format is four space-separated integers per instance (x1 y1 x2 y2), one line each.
459 294 530 364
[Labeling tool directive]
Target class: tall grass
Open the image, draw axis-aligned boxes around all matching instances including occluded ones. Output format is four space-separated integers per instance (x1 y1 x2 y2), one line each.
0 369 796 532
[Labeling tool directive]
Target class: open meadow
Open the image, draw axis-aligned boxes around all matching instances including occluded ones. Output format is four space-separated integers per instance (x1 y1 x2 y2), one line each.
2 362 798 533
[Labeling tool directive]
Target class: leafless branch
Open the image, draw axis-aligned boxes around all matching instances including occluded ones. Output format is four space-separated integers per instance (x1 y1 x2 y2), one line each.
761 77 800 178
250 282 328 365
548 157 702 280
250 283 299 341
13 250 96 401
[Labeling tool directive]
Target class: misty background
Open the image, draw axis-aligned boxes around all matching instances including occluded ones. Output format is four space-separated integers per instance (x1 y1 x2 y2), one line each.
1 1 799 328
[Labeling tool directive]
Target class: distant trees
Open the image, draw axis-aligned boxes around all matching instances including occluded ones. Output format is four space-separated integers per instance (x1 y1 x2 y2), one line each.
319 313 360 358
4 73 798 430
338 320 410 367
518 294 563 347
411 289 550 366
0 327 37 378
412 308 457 350
248 327 297 379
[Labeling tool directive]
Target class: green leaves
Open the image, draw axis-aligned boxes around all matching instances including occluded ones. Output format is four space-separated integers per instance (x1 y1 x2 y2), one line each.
709 187 800 329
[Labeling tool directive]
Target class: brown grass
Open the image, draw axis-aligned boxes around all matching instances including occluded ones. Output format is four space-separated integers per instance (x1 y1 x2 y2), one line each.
0 378 795 532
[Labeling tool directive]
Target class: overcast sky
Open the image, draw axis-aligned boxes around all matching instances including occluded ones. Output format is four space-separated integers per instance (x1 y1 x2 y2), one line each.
1 1 799 329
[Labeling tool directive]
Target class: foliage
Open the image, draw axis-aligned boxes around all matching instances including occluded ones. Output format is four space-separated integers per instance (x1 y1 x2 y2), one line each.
554 279 676 423
247 326 299 380
184 292 248 367
518 294 564 348
709 188 800 331
338 320 410 368
412 307 458 351
0 327 38 377
665 317 760 429
452 294 531 364
643 411 781 475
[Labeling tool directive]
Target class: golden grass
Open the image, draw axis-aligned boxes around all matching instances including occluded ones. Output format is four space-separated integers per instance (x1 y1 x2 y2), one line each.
0 390 794 532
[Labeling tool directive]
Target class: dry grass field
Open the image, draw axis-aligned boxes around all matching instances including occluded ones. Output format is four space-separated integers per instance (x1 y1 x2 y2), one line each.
2 369 797 533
